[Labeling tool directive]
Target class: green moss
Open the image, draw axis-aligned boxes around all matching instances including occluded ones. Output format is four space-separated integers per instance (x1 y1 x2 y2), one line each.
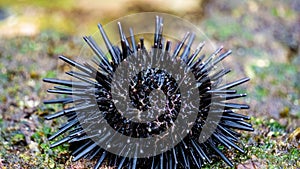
11 133 26 144
0 73 8 85
249 62 299 103
251 62 297 82
254 85 269 101
20 40 39 54
44 70 57 79
203 17 253 41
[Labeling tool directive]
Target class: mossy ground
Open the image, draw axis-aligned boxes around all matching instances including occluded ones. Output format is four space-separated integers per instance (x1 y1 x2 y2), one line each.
0 0 299 168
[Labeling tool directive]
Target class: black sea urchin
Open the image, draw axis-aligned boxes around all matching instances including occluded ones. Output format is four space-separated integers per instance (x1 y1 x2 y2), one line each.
43 15 253 169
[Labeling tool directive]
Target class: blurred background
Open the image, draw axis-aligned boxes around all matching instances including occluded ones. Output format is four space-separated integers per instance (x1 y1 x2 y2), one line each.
0 0 299 168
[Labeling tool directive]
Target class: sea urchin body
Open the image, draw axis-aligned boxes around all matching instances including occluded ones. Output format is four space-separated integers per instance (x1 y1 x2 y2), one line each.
43 15 253 169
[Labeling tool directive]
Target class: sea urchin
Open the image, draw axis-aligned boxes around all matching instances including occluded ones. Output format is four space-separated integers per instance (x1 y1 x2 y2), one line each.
43 15 253 169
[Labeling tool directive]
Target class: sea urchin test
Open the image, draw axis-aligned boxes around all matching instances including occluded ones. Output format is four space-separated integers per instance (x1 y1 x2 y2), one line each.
43 15 253 169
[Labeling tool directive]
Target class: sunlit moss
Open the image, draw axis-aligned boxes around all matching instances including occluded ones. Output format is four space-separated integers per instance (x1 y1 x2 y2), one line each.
0 0 75 10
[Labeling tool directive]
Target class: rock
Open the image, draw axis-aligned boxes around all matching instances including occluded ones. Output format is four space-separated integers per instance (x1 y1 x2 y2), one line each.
28 141 40 153
237 155 267 169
